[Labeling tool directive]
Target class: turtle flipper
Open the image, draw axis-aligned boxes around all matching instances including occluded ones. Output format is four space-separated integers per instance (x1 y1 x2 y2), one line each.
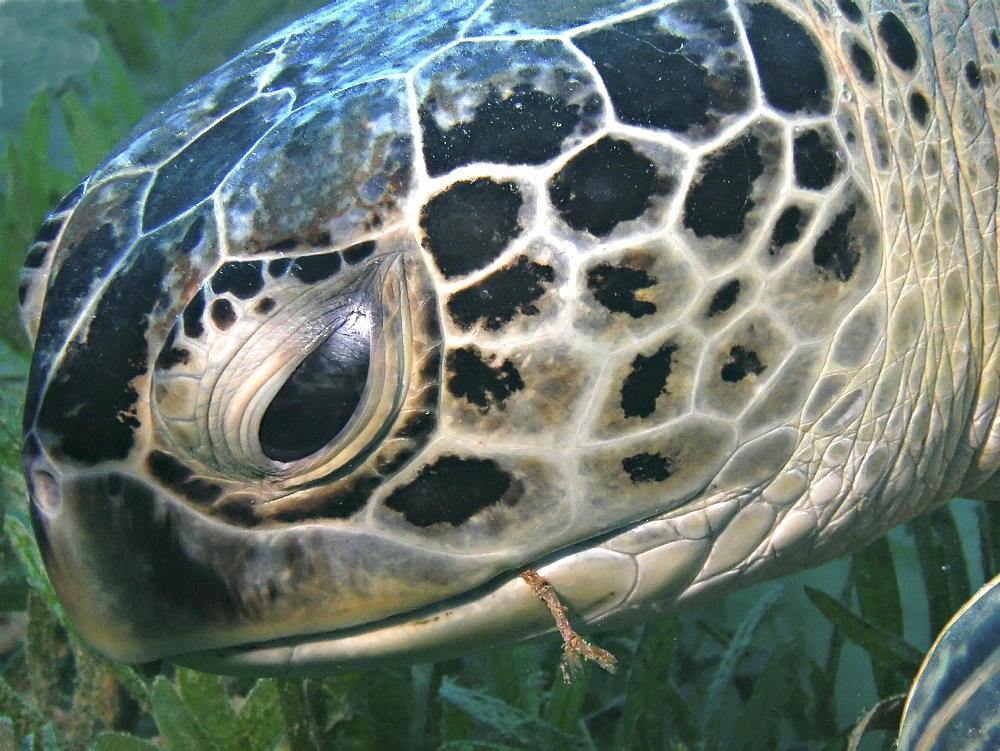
897 572 1000 749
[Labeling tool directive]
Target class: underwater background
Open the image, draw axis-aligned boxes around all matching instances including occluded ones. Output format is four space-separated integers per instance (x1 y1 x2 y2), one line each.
0 1 996 748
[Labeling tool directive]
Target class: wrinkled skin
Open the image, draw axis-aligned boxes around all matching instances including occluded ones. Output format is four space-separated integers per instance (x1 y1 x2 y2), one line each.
19 0 1000 675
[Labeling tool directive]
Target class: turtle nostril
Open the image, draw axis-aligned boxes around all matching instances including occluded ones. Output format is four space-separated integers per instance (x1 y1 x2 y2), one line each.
29 469 61 515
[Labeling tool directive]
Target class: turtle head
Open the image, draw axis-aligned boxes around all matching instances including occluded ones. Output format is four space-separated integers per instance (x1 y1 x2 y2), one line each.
23 0 975 676
15 3 599 669
19 229 451 664
13 10 468 664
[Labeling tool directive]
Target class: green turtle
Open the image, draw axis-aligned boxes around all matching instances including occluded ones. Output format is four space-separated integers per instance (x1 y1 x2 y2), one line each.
16 0 1000 739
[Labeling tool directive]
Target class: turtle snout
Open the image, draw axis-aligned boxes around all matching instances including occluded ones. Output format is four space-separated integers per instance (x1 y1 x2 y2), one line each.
16 464 244 663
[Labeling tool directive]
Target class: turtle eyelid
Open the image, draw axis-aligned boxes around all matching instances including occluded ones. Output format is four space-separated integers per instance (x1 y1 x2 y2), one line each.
259 309 373 463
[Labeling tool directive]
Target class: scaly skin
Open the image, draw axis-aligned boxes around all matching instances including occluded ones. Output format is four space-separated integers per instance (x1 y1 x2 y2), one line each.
18 0 1000 674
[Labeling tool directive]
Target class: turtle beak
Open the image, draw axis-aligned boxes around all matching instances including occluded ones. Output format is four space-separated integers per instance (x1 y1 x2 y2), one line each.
23 450 250 663
22 440 632 677
21 436 508 666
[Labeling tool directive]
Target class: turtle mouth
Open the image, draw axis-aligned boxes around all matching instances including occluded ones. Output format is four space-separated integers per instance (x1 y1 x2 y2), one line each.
23 458 564 669
25 440 627 675
171 568 543 677
170 532 626 677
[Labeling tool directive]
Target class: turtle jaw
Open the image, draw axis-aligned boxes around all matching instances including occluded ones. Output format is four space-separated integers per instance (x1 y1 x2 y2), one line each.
24 462 273 664
171 543 630 677
24 443 633 674
169 575 556 677
22 456 530 666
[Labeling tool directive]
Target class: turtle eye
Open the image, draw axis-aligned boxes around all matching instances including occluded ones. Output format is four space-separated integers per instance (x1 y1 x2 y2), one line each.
152 252 412 488
259 310 371 462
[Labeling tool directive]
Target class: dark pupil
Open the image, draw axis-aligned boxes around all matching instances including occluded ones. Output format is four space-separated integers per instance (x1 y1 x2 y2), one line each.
259 311 371 462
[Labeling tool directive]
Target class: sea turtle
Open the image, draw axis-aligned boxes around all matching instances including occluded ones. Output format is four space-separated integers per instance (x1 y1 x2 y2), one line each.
16 0 1000 722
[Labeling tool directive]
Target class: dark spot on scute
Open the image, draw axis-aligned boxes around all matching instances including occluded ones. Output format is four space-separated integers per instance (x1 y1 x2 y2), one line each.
549 137 669 237
446 346 524 413
745 4 831 114
621 343 677 418
849 41 877 85
573 13 749 133
273 478 377 523
908 91 930 126
210 261 265 299
865 107 890 163
622 452 672 483
420 348 442 383
770 206 807 254
155 326 190 370
341 241 376 264
447 257 555 331
684 133 764 238
255 297 276 315
146 450 222 504
376 448 418 476
720 345 765 383
34 217 64 244
865 110 889 164
211 298 237 331
836 0 863 23
707 279 741 317
311 478 378 520
385 455 519 527
422 293 444 342
289 252 342 284
268 258 291 277
420 84 583 175
143 95 288 230
375 438 430 477
176 477 222 505
211 495 260 527
396 411 436 440
308 231 333 247
23 244 50 269
422 385 441 410
182 288 206 338
793 129 840 190
877 13 919 72
813 204 861 282
965 61 982 88
34 221 183 463
146 449 191 485
18 281 29 304
420 179 524 278
586 262 657 318
992 29 1000 51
